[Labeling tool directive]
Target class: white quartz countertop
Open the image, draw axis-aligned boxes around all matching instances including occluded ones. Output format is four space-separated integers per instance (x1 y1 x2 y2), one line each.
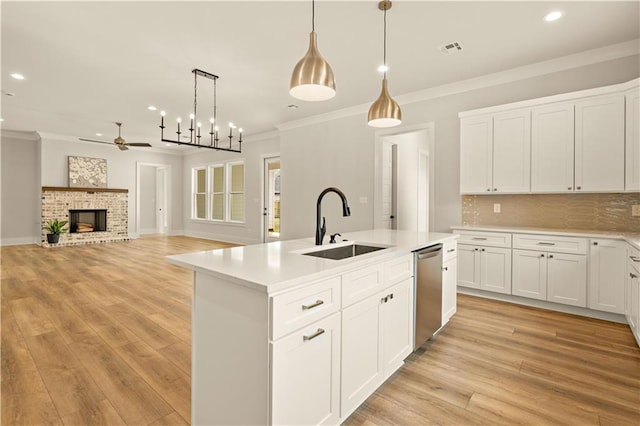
167 229 457 293
451 225 640 250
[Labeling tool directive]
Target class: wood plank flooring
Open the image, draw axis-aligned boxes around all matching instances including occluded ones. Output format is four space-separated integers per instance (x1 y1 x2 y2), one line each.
2 236 639 425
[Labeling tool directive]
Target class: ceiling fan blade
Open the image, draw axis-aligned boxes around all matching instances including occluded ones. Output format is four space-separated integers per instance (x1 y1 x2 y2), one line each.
79 138 111 145
125 143 152 147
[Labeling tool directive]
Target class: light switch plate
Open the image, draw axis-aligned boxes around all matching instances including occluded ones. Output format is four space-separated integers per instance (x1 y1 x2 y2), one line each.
632 205 640 217
493 203 501 213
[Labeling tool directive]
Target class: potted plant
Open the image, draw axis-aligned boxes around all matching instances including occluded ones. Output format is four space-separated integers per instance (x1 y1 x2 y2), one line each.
43 219 68 244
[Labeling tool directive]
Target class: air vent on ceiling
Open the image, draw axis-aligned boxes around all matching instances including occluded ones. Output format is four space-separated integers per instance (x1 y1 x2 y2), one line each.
438 41 463 55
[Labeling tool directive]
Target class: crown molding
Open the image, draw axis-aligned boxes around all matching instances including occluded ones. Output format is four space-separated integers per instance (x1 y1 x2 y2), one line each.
276 39 640 132
0 130 40 141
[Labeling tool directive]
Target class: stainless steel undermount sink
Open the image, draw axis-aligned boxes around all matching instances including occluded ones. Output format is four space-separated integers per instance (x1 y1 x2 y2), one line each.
301 243 387 260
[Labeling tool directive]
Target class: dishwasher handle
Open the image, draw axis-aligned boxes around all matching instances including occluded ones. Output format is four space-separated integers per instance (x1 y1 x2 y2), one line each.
415 244 443 260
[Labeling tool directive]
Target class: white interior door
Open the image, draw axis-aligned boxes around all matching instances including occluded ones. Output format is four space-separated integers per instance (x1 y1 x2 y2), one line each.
380 141 396 230
263 156 281 242
136 162 171 236
156 167 168 234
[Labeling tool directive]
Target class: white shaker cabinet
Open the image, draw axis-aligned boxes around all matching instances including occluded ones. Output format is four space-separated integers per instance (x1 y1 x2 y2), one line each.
531 103 575 192
341 278 413 419
574 94 625 192
626 88 640 191
512 249 547 300
271 312 341 426
492 110 531 193
588 239 627 314
547 253 588 307
460 115 493 194
457 231 512 295
459 111 531 194
442 243 458 326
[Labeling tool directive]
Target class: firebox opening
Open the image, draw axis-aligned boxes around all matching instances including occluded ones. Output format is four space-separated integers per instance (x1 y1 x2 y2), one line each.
69 209 107 233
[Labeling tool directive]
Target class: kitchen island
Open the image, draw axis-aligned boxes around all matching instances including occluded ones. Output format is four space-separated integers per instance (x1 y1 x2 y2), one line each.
168 229 457 425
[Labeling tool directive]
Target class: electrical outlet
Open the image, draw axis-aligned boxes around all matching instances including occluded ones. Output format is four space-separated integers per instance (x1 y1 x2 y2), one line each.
632 205 640 217
493 203 501 213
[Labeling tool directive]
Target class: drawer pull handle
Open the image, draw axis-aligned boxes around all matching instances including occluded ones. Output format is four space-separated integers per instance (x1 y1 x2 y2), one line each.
630 256 640 262
481 248 485 252
549 255 554 259
631 273 638 279
303 328 325 341
447 248 456 253
381 296 388 303
472 237 487 241
540 254 545 257
537 242 556 246
302 300 324 311
592 242 598 246
443 266 448 271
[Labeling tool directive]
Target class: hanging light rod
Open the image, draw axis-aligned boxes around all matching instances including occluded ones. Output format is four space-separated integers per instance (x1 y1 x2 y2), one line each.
159 68 242 152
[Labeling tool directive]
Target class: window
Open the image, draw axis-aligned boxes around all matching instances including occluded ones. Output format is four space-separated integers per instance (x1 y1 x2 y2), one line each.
191 161 245 223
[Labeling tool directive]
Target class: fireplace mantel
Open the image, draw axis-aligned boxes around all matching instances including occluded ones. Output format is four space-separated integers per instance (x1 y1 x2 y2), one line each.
42 186 128 193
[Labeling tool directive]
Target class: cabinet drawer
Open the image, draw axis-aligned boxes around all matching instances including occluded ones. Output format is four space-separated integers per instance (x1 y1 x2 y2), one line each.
384 254 414 285
629 244 640 269
343 264 385 308
271 276 341 340
457 231 512 248
513 233 587 255
443 239 458 262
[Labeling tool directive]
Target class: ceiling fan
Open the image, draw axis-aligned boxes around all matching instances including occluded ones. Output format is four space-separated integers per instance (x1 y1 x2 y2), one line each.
79 122 153 151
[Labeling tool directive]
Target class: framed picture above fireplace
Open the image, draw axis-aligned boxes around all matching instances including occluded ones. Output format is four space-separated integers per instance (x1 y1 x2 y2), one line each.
68 156 107 188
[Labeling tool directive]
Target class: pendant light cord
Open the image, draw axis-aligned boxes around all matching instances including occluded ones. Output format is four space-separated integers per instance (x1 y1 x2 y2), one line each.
383 6 387 79
312 0 315 32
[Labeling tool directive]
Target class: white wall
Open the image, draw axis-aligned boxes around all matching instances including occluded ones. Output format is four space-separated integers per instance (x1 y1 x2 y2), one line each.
0 131 41 245
279 116 376 241
139 164 157 233
279 55 640 235
182 136 280 245
39 136 184 237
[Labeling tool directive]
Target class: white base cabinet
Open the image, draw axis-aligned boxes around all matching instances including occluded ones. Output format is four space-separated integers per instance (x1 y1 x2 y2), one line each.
457 245 511 295
589 239 627 314
442 257 457 324
341 278 413 419
271 312 341 426
626 245 640 346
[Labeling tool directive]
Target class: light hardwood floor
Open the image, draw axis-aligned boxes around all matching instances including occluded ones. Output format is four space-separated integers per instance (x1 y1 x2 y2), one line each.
2 236 639 425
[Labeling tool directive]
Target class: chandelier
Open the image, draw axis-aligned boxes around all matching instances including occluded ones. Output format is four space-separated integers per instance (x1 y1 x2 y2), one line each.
160 69 242 152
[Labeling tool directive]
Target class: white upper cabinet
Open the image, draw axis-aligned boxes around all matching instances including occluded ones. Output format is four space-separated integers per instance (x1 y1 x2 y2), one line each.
626 88 640 192
460 110 531 194
492 110 531 193
460 78 637 195
460 115 493 194
531 103 575 192
575 94 625 192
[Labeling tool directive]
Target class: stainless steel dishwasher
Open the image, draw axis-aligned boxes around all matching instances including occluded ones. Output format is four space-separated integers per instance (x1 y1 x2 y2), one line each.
413 244 443 349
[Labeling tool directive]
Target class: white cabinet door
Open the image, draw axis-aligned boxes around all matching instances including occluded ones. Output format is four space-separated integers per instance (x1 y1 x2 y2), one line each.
628 268 639 335
626 88 640 192
575 94 625 192
531 103 575 192
340 294 383 419
460 115 493 194
588 239 626 314
512 249 547 301
480 247 512 295
442 258 457 325
547 253 587 307
492 110 531 193
271 312 341 426
381 278 414 380
457 245 480 289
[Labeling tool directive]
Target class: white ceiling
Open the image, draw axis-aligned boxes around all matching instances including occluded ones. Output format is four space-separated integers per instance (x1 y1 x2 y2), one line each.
2 1 639 149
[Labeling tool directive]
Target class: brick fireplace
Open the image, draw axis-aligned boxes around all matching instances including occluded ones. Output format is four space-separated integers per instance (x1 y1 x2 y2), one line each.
41 186 129 247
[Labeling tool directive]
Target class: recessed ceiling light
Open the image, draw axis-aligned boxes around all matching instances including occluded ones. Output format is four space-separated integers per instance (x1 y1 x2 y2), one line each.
95 133 103 137
165 143 172 147
544 11 563 22
148 105 157 111
377 65 389 73
11 73 25 80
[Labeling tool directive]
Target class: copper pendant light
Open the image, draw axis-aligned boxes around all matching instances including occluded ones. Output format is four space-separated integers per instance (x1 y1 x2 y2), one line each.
368 1 402 128
290 0 336 101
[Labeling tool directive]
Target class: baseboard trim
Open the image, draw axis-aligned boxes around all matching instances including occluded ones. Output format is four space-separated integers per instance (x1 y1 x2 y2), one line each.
0 236 40 246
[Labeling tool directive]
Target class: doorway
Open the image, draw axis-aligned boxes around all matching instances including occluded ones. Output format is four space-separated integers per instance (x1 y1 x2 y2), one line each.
263 155 281 242
136 162 170 235
374 124 435 232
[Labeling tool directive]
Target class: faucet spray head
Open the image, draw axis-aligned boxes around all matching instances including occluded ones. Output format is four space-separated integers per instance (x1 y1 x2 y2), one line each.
343 205 351 217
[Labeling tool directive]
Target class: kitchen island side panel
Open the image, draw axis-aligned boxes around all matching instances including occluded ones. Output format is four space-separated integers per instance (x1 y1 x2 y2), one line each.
192 271 269 425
